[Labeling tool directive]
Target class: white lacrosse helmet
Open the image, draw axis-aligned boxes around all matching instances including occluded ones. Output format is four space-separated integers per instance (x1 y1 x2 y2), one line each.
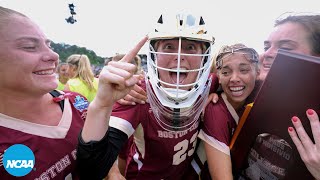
146 11 215 131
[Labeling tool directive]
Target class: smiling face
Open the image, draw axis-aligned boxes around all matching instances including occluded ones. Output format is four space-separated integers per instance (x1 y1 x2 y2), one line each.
155 39 204 90
218 53 259 109
57 64 70 80
260 22 313 79
0 14 59 95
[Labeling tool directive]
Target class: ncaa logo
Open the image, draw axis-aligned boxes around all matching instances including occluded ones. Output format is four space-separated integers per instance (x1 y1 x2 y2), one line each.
3 144 35 177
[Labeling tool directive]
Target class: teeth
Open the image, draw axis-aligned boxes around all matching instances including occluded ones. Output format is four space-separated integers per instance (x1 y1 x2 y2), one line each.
34 70 54 75
170 67 187 73
263 64 272 68
170 67 187 70
230 87 244 91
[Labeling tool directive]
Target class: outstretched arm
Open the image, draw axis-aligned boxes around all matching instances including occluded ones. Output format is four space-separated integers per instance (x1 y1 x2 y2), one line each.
77 36 148 180
81 36 148 142
288 109 320 180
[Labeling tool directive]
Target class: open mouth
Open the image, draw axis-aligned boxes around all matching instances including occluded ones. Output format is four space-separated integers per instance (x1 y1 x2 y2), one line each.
170 68 188 84
229 86 245 96
33 69 55 75
262 63 272 70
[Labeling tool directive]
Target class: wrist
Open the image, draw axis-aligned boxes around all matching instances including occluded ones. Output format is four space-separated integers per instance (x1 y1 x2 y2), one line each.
90 98 114 110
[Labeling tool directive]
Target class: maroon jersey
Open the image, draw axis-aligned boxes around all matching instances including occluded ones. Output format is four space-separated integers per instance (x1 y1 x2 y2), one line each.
110 102 200 180
199 93 239 155
0 92 88 179
194 93 239 179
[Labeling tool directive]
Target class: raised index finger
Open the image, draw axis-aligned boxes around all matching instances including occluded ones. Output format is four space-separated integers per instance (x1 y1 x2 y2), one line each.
120 36 148 63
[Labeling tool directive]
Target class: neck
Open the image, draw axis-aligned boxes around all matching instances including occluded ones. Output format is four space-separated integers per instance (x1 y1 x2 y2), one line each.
59 77 69 84
230 101 245 111
0 90 53 121
226 96 245 111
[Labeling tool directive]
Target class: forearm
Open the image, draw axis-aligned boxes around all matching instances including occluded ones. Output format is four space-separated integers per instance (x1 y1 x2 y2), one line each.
105 160 126 180
81 100 113 142
204 142 233 180
118 157 127 176
77 127 128 180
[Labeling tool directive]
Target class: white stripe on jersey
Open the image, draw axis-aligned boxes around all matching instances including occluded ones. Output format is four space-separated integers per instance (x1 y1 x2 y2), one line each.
109 116 135 137
198 130 230 156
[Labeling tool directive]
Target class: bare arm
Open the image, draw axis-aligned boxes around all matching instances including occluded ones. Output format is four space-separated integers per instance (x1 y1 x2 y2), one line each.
204 142 233 180
105 161 126 180
118 157 127 176
81 36 148 142
77 37 148 180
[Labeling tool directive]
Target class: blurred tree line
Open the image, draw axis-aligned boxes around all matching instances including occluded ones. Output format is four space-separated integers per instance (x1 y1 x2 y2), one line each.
51 42 105 65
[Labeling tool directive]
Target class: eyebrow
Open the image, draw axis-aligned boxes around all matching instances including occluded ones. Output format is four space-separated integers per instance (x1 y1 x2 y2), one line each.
15 37 52 44
239 63 251 67
221 63 250 69
264 39 296 46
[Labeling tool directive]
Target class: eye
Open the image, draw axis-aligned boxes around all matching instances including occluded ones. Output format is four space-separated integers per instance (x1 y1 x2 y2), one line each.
48 45 53 50
22 46 37 51
164 44 174 50
263 46 270 52
221 70 230 76
240 68 250 74
186 44 196 50
279 47 293 51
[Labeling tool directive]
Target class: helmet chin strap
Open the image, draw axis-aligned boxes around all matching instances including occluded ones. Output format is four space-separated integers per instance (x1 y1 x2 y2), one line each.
172 108 181 130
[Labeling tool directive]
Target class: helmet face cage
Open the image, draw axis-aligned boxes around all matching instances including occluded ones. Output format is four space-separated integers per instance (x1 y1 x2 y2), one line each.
216 47 259 70
148 37 212 101
146 12 214 132
146 74 212 132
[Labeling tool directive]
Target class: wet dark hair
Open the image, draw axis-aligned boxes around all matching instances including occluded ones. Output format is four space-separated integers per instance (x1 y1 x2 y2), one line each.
215 43 259 70
275 14 320 55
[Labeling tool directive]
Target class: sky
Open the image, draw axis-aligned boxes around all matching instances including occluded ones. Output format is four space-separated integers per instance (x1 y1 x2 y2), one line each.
1 0 318 58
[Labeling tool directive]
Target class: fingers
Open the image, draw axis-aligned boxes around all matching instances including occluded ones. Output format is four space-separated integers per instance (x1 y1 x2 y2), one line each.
125 94 143 105
116 83 147 105
205 93 219 107
291 116 314 151
99 65 138 91
125 74 140 87
107 64 133 81
288 126 307 159
203 93 217 113
117 98 136 105
132 84 147 99
120 36 148 63
108 61 137 75
212 93 219 103
123 84 147 104
306 109 320 147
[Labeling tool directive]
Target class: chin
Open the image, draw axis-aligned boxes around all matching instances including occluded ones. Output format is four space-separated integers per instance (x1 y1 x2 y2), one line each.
42 82 58 92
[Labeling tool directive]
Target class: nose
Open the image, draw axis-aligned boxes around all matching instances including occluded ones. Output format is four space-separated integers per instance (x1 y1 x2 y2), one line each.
175 51 186 60
264 46 277 64
230 72 241 83
42 47 59 62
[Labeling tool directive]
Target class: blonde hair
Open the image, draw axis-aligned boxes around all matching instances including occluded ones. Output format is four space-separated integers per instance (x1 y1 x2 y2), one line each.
66 54 96 91
112 54 142 74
